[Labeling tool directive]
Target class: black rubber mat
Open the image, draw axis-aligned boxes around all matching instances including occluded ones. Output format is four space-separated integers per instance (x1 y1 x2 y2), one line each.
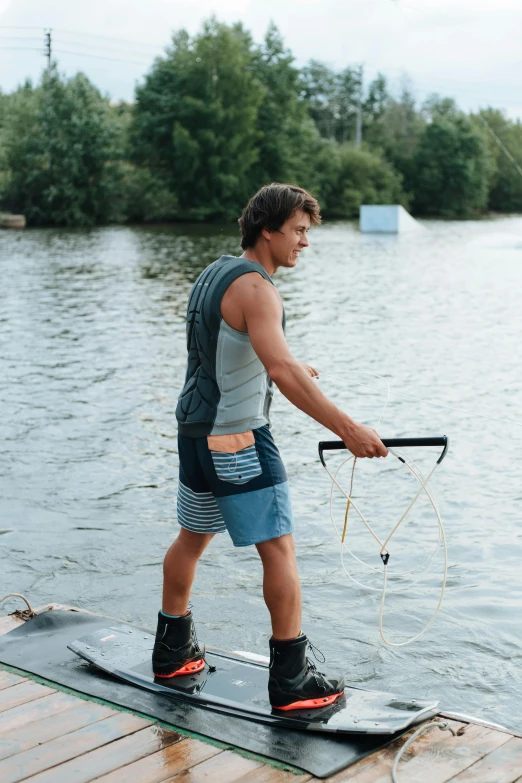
0 610 419 778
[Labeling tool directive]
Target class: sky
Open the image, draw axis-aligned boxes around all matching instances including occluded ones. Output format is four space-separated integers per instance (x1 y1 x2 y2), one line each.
1 0 521 119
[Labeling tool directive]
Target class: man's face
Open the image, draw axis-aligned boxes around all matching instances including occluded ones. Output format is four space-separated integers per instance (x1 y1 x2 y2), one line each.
267 209 311 270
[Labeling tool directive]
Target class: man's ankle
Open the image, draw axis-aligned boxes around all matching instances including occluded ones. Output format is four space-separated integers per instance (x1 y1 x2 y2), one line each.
160 608 190 619
271 630 304 643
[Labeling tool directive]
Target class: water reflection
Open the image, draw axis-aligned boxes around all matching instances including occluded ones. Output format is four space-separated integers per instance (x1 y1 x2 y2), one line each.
132 223 241 284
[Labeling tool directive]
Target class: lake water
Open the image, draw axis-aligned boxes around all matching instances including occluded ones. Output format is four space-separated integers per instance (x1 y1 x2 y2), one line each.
1 216 522 732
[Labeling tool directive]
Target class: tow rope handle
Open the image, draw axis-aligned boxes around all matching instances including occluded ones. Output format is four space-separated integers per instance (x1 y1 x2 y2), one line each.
318 436 449 467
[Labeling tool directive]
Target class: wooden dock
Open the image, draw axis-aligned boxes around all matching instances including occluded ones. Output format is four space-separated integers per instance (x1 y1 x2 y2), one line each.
1 605 521 782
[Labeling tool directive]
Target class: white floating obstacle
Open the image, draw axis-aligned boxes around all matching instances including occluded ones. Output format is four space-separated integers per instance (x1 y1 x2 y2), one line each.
359 205 423 234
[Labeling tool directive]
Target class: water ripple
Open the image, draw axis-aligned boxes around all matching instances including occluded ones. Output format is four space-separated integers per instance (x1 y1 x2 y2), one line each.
1 217 522 731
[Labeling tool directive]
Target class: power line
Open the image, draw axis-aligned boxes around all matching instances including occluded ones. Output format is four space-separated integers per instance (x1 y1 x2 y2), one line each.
54 28 165 51
53 38 159 59
0 25 166 51
0 25 165 50
0 25 520 115
54 48 153 66
0 28 161 65
0 46 42 52
0 36 43 42
481 118 522 179
0 25 43 31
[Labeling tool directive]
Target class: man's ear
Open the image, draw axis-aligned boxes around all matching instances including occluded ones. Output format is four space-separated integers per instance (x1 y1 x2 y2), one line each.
261 226 271 241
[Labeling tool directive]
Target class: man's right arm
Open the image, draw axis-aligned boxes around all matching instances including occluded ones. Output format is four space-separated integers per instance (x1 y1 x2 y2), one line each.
242 277 387 459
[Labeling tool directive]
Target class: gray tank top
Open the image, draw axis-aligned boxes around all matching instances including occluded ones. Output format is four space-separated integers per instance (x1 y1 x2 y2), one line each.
176 256 285 438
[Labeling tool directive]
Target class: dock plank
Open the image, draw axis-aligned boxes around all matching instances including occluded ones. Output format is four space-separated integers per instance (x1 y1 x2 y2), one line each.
23 724 182 783
0 681 54 714
0 616 24 635
0 672 24 691
3 607 520 783
308 728 422 783
0 604 68 638
94 738 222 783
311 721 467 783
388 722 512 783
235 767 312 782
164 749 263 782
448 736 522 783
0 712 150 783
0 701 116 761
0 692 80 734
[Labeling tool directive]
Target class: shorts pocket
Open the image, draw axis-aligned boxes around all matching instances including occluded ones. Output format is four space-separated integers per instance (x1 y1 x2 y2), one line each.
208 432 262 485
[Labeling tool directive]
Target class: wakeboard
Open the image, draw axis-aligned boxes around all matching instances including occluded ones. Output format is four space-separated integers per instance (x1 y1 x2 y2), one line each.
68 624 439 734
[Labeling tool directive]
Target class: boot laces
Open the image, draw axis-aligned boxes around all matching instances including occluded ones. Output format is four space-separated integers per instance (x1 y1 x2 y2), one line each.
191 625 203 657
307 639 326 664
306 640 329 690
192 624 216 673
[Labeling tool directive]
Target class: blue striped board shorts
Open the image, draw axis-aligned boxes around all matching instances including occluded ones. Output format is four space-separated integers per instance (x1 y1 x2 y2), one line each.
176 426 294 547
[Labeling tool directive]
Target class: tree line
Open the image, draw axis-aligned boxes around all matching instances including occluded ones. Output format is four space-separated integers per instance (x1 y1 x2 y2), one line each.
0 18 521 227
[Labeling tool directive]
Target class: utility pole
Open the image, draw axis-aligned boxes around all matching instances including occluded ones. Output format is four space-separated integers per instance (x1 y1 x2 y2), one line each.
43 29 52 171
355 64 363 148
44 29 52 72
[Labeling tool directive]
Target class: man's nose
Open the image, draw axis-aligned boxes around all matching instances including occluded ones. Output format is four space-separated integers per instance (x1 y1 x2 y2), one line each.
299 234 309 248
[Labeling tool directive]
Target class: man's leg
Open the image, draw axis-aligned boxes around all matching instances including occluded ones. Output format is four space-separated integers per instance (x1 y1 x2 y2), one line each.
256 533 302 640
162 527 214 616
153 527 214 678
257 533 345 709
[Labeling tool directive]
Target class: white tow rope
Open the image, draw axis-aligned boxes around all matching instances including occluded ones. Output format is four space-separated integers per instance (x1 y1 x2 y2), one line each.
322 450 447 647
319 371 447 647
392 720 460 783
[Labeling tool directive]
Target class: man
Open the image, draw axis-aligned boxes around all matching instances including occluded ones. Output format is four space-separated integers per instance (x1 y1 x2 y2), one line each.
153 183 387 711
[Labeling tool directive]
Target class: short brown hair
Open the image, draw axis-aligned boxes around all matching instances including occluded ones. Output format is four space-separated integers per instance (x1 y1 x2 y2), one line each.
238 183 321 250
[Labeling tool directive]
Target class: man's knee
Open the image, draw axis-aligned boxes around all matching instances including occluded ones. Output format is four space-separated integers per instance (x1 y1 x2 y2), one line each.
174 528 213 557
256 533 296 564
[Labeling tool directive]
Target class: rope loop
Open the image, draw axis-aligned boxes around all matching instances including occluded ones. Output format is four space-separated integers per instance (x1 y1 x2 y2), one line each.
392 720 460 783
437 720 458 737
323 444 447 647
0 593 37 620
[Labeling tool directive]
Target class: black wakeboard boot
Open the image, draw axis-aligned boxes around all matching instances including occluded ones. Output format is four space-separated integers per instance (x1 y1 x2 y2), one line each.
268 633 345 711
152 610 206 679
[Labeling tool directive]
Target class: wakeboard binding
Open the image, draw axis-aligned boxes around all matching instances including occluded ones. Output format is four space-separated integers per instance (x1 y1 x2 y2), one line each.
152 610 205 678
268 634 345 711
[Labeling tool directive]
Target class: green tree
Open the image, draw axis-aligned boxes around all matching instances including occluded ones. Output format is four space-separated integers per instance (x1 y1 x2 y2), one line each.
422 94 460 121
312 141 406 218
477 108 522 212
411 110 492 216
120 164 179 223
379 83 426 200
248 23 318 188
362 73 389 148
2 67 122 226
300 61 361 143
300 60 338 139
0 90 10 202
102 101 174 224
130 18 264 220
336 67 361 144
